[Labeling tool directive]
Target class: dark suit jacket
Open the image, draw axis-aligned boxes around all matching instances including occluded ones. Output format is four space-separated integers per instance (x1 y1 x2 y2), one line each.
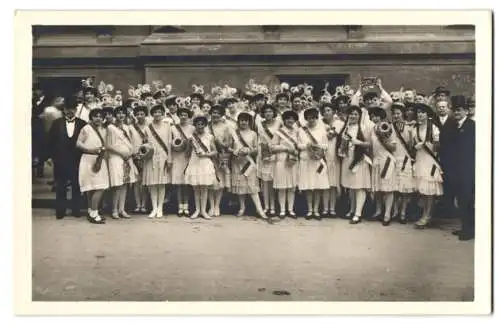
47 117 86 180
438 115 458 173
446 118 475 186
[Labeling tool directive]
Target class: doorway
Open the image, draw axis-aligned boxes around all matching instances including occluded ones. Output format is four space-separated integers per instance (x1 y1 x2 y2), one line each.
36 77 88 102
276 74 349 99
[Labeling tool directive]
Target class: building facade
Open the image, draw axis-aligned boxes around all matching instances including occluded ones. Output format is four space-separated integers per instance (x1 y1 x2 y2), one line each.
33 25 475 99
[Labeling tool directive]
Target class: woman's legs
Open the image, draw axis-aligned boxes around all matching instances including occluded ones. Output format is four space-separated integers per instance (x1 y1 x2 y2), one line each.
191 186 201 219
200 186 211 219
111 186 120 218
250 193 267 219
313 190 321 216
322 189 330 214
329 187 338 215
176 185 183 214
277 189 287 216
382 191 395 224
287 189 296 215
237 194 246 216
350 189 367 223
213 188 223 217
348 189 356 216
400 194 410 221
133 182 142 211
118 185 130 217
147 185 159 218
372 192 382 218
416 195 434 227
157 185 166 218
305 190 313 216
89 189 105 222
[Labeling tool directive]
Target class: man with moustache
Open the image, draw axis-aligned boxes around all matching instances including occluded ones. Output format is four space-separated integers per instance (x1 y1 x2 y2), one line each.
447 95 475 241
47 96 87 219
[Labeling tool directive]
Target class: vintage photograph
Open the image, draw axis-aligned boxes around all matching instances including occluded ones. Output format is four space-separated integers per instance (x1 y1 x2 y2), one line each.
26 21 485 307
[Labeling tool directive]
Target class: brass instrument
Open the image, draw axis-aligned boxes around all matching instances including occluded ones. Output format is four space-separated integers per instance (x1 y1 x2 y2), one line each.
171 136 187 152
261 142 273 161
286 147 299 166
326 125 337 140
376 121 393 139
137 143 154 161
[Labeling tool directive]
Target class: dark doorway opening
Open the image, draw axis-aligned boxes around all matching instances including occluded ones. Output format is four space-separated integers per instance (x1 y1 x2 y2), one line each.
277 74 349 99
36 77 88 103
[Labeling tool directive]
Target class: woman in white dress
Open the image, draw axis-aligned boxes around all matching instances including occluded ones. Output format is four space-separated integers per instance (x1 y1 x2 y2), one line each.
411 103 443 229
184 115 218 220
256 104 281 217
230 112 268 219
369 107 398 226
320 104 345 218
142 104 173 219
391 103 415 224
76 109 109 224
338 105 373 224
171 107 195 217
297 108 330 220
129 104 150 214
106 106 138 219
270 110 300 218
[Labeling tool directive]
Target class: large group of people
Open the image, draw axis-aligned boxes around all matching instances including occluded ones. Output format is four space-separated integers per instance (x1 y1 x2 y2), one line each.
31 77 476 241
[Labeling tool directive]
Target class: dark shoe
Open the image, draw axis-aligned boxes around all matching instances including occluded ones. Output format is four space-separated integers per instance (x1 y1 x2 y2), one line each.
305 211 313 220
177 210 184 218
87 216 105 224
399 216 407 224
313 212 322 221
382 218 391 227
279 212 286 219
459 233 474 241
329 211 337 219
56 214 65 220
287 211 297 219
452 230 462 236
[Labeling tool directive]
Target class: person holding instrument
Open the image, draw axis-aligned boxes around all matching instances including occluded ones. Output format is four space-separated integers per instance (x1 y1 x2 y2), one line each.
76 109 110 224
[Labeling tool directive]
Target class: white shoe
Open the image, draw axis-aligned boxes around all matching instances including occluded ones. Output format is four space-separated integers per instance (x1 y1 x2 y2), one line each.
147 209 157 219
201 212 212 220
190 210 200 219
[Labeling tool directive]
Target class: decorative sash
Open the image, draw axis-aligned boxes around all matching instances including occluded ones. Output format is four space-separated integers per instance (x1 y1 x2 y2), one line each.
416 122 443 181
119 126 132 183
393 122 415 173
276 127 300 164
225 113 238 124
132 123 147 144
192 132 220 182
337 123 372 173
148 124 169 172
89 125 110 183
302 126 327 174
174 124 189 141
374 129 396 180
235 129 257 176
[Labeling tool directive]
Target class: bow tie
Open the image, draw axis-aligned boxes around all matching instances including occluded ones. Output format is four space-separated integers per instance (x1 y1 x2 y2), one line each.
66 119 76 123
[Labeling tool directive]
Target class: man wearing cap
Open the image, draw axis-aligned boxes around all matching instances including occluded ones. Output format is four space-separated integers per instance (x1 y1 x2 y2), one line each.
447 95 475 241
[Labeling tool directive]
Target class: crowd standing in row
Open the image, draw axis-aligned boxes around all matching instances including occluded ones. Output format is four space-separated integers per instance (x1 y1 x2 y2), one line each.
31 77 475 241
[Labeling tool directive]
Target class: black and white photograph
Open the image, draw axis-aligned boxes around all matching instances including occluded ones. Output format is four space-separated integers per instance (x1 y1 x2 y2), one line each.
13 10 492 315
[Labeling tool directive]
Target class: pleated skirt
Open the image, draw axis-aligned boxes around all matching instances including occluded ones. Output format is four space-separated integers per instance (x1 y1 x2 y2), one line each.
298 158 330 191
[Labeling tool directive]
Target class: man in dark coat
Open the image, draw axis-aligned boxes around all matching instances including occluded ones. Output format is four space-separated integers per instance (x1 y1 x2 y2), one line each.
447 95 475 241
47 96 87 219
32 84 50 178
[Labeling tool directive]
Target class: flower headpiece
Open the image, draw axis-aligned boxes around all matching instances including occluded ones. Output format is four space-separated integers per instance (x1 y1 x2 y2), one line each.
152 80 172 99
81 77 95 90
175 96 191 109
191 84 205 95
319 82 332 104
97 81 122 108
333 84 354 100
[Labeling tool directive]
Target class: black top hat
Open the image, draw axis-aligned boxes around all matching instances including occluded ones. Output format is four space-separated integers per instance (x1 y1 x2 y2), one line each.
450 95 468 110
281 110 299 122
210 104 225 115
237 112 253 123
177 107 193 118
304 108 320 120
150 104 166 114
260 104 277 117
433 86 450 96
89 108 104 119
192 115 208 126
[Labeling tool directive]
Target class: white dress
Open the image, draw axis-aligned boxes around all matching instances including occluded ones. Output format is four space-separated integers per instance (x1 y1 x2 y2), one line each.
392 122 415 193
412 122 443 196
77 124 110 192
370 125 397 192
256 118 281 181
271 126 300 189
323 118 345 188
142 122 172 186
106 124 138 187
340 122 373 190
230 129 260 194
184 132 218 186
170 123 195 185
297 123 330 191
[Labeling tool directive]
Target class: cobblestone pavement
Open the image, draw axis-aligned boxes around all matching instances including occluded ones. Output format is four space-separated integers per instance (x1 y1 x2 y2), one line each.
32 208 474 301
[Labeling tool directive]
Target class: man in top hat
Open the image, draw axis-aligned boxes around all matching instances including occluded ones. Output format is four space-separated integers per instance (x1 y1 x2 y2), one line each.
47 96 87 219
447 95 475 241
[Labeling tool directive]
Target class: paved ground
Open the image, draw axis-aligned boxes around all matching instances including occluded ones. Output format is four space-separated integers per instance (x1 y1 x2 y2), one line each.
32 208 474 302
